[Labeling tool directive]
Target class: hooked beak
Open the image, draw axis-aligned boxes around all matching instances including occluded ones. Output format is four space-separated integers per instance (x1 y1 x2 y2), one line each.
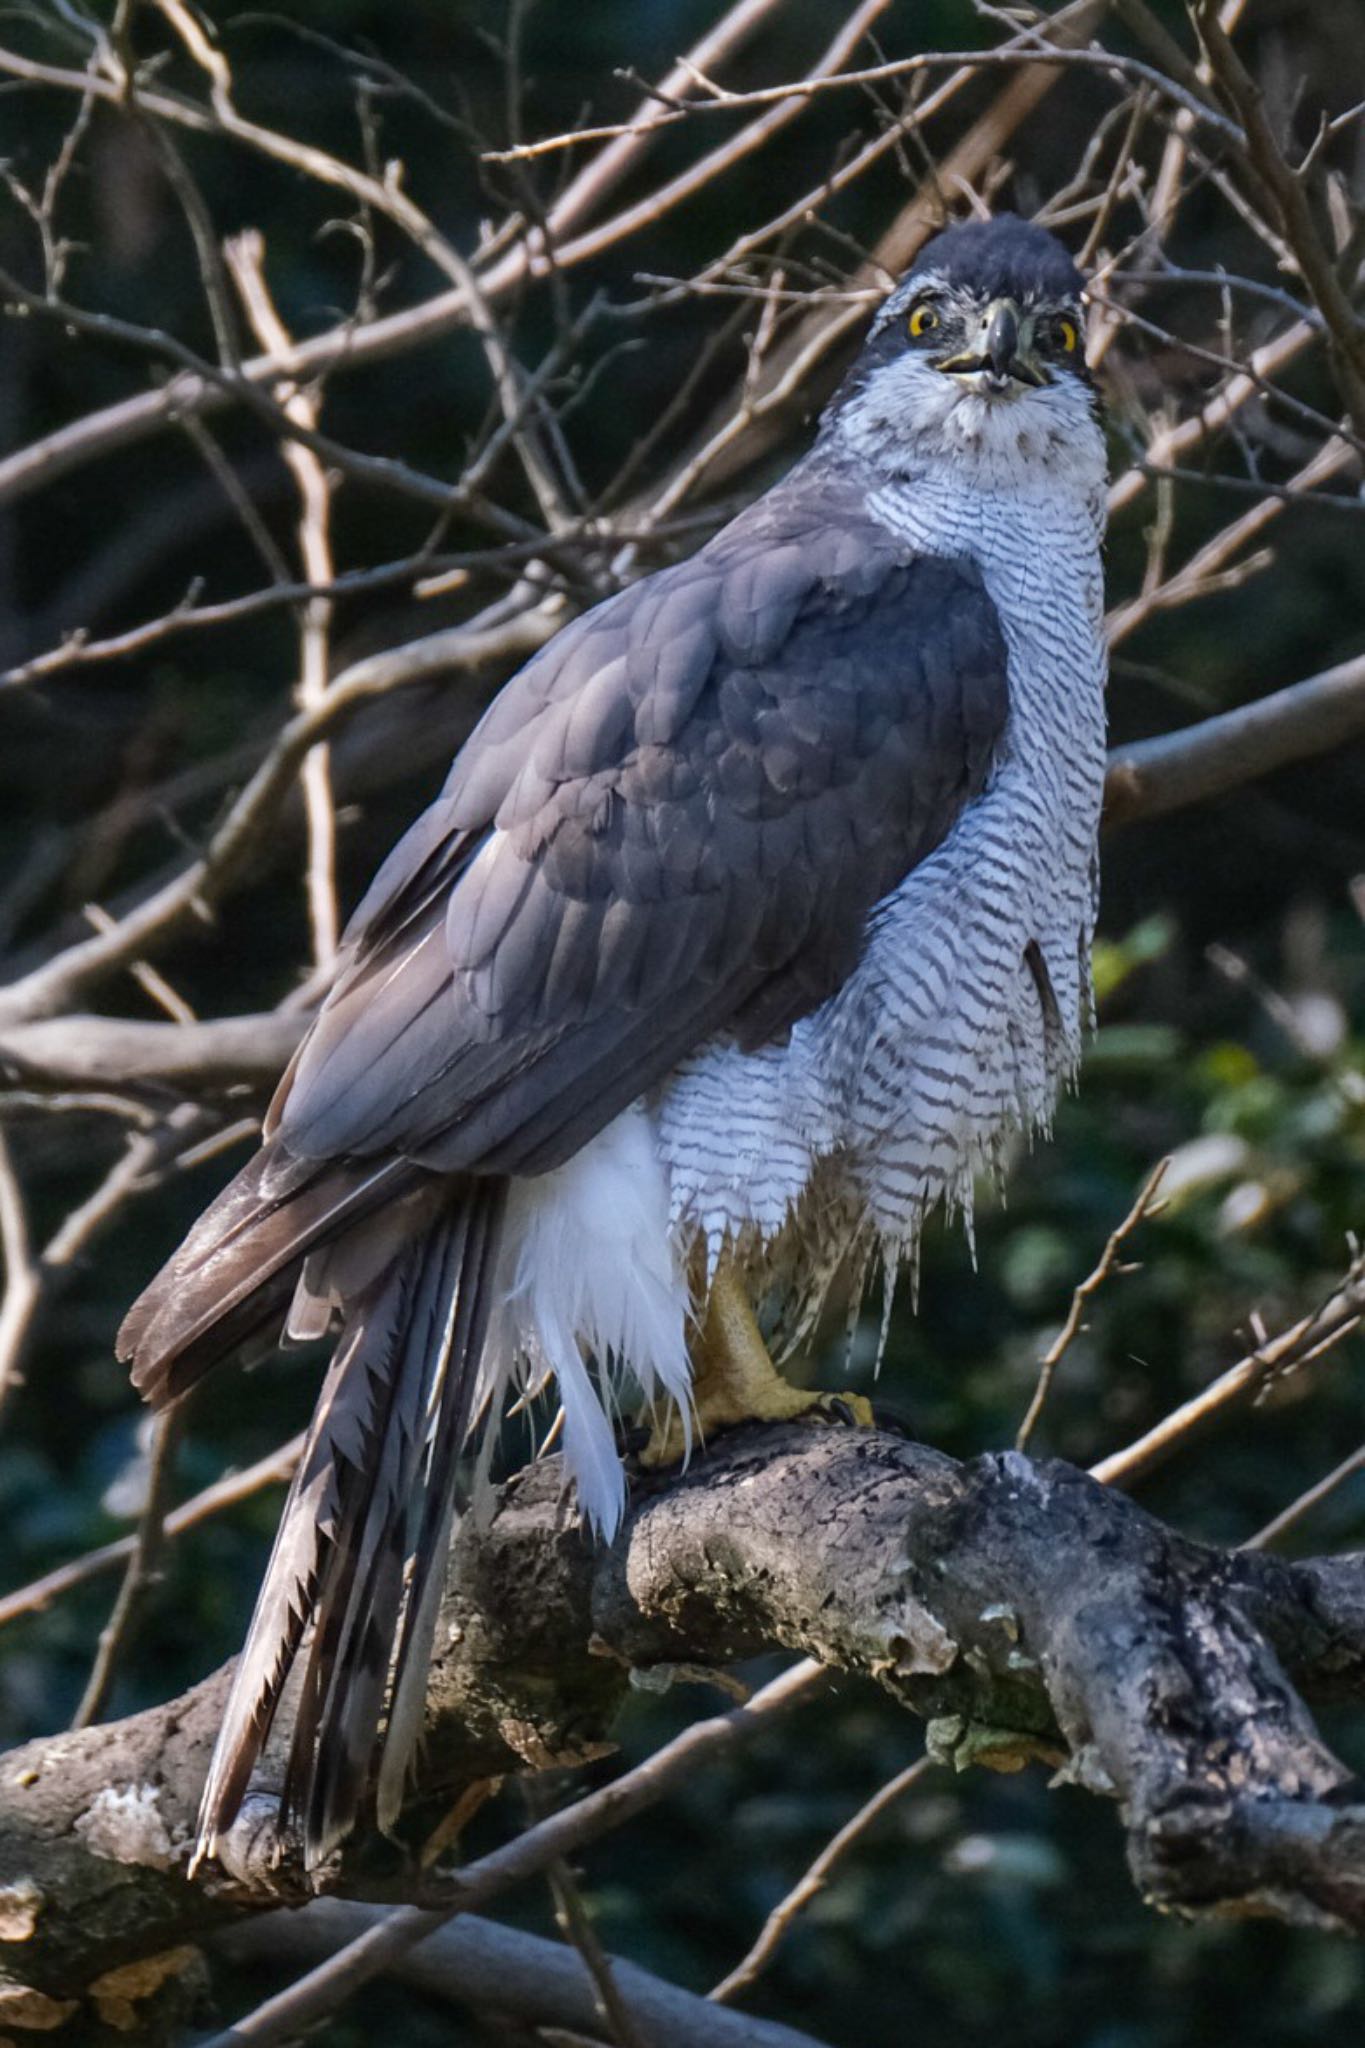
936 297 1045 394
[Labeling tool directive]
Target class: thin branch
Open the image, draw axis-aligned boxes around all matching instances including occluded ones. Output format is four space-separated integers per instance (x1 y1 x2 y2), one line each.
645 0 1111 506
1194 1 1365 439
0 1432 304 1631
1244 1441 1365 1553
523 0 895 283
1092 1251 1365 1487
2 634 1358 1047
547 1857 649 2048
70 1409 184 1729
0 264 536 533
0 555 476 690
0 599 559 1028
198 1661 826 2048
709 1755 933 2004
1015 1160 1169 1452
484 40 1245 159
525 0 793 243
225 231 341 970
1098 299 1362 462
1107 318 1318 516
0 0 887 512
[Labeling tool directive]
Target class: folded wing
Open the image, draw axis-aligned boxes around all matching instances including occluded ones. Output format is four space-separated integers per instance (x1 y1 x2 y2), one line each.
274 474 1011 1178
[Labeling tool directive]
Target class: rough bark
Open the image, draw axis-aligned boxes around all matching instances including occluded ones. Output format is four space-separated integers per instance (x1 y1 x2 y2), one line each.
1 1426 1363 2027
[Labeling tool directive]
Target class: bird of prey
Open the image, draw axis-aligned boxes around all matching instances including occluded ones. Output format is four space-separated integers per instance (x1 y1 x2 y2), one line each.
121 214 1109 1867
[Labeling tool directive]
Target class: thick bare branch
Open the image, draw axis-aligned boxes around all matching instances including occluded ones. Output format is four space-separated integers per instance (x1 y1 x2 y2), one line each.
1104 651 1365 825
2 1428 1364 2020
219 1902 827 2048
0 1012 306 1101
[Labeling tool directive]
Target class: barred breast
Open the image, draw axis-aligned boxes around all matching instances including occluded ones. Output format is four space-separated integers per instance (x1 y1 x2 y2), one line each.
656 459 1108 1328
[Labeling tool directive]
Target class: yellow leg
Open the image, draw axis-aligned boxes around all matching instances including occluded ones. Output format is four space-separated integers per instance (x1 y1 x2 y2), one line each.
640 1260 873 1467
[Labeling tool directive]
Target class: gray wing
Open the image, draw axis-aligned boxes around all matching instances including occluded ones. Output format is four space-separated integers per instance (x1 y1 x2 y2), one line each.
272 473 1010 1178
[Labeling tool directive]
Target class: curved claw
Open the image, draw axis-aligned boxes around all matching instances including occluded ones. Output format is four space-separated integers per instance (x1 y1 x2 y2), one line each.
812 1391 876 1428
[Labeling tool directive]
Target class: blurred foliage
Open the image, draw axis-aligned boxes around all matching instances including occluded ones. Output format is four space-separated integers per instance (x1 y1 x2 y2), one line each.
0 1 1363 2044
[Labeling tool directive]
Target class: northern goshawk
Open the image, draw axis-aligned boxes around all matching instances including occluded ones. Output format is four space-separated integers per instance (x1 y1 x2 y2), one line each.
121 214 1109 1865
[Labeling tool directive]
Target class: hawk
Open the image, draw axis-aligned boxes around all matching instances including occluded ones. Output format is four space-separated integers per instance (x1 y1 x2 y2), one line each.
121 215 1109 1865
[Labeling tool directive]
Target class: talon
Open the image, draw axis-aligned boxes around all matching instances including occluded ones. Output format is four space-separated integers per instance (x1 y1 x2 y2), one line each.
639 1262 876 1468
818 1392 875 1427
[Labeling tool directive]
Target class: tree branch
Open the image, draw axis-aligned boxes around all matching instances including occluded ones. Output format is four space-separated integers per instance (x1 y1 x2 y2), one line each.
1 1428 1363 2026
0 600 558 1029
1103 651 1365 825
217 1901 829 2048
0 1012 306 1100
1193 1 1365 441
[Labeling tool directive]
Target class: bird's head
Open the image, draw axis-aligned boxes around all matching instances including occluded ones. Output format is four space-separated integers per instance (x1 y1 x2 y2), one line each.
824 215 1103 489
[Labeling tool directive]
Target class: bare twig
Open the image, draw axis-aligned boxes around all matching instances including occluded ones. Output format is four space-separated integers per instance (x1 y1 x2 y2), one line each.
1092 1252 1365 1487
70 1409 184 1729
547 1857 649 2048
1107 325 1319 516
219 1901 827 2048
0 1111 237 1429
0 599 559 1027
649 0 1110 505
0 1432 304 1631
710 1755 933 2003
197 1660 826 2048
483 40 1244 159
1194 1 1365 439
1243 1441 1365 1553
1016 1160 1169 1452
226 231 342 969
0 0 888 511
523 0 792 241
1109 434 1359 647
0 554 486 690
524 0 894 283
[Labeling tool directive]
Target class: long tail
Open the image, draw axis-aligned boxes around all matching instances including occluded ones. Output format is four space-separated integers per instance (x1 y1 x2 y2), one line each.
119 1153 506 1866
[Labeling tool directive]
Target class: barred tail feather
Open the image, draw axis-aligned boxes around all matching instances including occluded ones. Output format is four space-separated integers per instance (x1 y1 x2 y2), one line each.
376 1187 503 1834
195 1179 506 1868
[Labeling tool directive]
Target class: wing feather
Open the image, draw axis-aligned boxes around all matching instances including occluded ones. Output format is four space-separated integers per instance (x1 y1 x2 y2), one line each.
275 473 1010 1176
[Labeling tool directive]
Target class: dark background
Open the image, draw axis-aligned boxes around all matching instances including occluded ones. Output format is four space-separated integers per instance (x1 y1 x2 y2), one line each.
0 2 1362 2042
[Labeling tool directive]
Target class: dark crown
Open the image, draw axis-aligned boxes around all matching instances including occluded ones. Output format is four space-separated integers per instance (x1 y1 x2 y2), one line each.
906 214 1084 303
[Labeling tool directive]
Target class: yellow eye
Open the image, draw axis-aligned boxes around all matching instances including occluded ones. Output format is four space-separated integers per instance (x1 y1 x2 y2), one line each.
1056 316 1079 353
908 303 939 339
